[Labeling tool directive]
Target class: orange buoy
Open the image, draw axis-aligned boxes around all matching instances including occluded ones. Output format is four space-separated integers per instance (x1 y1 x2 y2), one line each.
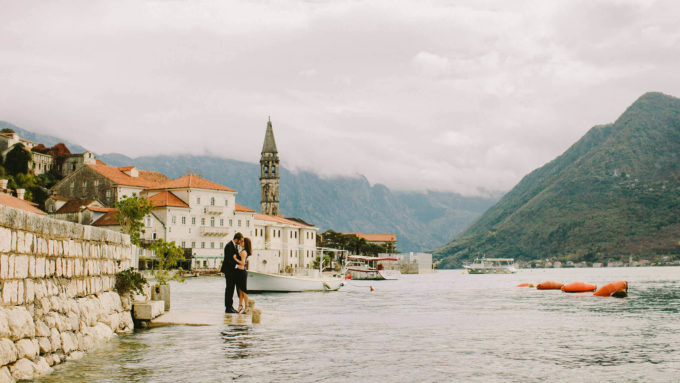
370 285 375 292
594 281 628 297
517 283 531 287
344 274 352 280
561 281 597 293
536 281 563 290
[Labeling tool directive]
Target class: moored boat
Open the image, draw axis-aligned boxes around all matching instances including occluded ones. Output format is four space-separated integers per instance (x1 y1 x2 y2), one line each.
344 255 401 280
247 271 345 293
464 258 517 274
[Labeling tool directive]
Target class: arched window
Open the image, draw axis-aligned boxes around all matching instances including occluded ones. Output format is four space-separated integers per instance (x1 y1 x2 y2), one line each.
272 165 276 175
264 165 269 175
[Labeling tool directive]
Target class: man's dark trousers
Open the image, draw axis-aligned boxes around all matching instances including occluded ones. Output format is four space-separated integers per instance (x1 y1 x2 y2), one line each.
221 241 239 311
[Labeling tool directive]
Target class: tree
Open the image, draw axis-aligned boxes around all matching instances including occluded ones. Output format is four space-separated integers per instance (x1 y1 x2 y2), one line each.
4 143 32 175
0 128 15 133
114 194 153 246
149 238 185 285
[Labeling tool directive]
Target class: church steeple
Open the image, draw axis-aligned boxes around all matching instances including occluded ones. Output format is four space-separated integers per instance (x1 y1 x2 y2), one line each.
260 117 280 216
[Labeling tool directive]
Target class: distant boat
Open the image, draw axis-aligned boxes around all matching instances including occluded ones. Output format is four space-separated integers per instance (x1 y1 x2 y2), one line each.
464 258 517 274
247 271 345 293
344 255 401 280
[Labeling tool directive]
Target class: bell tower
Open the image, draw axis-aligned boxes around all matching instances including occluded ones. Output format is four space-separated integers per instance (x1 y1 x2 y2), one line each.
260 117 280 216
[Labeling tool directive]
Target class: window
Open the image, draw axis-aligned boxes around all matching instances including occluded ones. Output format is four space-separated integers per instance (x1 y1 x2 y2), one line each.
191 241 196 248
94 180 99 187
278 230 281 237
106 190 111 198
272 165 276 175
152 232 157 239
295 232 298 239
264 165 269 174
201 242 205 248
229 219 233 226
211 242 215 249
181 216 186 225
224 199 228 206
219 242 223 248
237 220 241 227
220 219 224 226
181 241 186 248
172 216 176 224
70 183 74 190
246 220 250 227
201 217 206 226
82 181 87 188
192 217 196 225
145 217 151 227
210 217 215 227
210 197 215 206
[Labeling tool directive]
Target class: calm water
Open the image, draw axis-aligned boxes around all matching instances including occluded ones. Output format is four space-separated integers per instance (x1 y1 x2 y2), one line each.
38 267 680 382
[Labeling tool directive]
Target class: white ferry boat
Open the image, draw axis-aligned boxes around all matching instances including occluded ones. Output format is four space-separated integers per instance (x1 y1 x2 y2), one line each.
247 271 344 293
464 258 517 274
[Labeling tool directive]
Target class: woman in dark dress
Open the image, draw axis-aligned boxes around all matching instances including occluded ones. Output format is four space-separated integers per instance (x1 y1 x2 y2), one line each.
234 237 251 313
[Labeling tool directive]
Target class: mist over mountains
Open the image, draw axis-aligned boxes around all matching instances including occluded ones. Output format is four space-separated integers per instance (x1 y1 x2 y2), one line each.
434 92 680 267
2 122 499 252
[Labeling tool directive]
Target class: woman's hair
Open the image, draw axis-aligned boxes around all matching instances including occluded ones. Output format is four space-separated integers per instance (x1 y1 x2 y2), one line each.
243 237 252 256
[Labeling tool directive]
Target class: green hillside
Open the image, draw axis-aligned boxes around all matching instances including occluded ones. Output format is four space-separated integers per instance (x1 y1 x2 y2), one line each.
434 92 680 267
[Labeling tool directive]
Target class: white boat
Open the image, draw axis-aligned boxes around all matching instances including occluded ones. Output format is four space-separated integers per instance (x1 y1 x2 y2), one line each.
246 271 345 293
344 255 401 280
464 258 517 274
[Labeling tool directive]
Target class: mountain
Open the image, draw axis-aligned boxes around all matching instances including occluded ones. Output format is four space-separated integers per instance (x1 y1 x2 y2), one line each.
434 92 680 267
96 152 499 252
1 121 499 252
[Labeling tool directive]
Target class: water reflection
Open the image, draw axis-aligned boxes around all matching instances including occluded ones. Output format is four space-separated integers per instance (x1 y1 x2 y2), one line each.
222 325 253 359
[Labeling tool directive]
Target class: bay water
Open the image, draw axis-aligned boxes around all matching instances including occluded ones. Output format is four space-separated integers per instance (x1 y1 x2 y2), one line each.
37 267 680 382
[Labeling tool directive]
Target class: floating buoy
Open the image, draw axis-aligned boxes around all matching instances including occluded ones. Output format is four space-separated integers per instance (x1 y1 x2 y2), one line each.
561 281 597 293
344 274 352 280
594 281 628 297
517 283 531 287
536 281 563 290
370 286 375 292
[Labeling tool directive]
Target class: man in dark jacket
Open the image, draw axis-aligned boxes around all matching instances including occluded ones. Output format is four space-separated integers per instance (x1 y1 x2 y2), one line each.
221 232 244 313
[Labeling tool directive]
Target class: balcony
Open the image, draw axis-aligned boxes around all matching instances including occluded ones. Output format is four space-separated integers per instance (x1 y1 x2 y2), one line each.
200 226 231 237
204 205 224 215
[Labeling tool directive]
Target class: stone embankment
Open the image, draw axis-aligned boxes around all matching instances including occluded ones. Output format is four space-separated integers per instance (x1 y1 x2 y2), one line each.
0 205 135 382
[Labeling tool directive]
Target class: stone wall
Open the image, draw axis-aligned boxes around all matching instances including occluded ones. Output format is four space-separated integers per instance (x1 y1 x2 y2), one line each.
0 205 135 382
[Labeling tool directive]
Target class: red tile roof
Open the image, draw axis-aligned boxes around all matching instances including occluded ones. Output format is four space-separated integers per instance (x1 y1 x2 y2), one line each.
254 213 310 227
156 174 235 192
0 193 47 215
92 210 120 226
86 165 170 188
55 199 100 214
148 191 190 208
344 232 397 242
235 204 255 212
95 159 107 165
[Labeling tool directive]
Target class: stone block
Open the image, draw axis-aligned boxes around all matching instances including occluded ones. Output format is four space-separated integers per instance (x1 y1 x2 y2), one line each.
35 257 46 278
1 281 18 305
14 255 28 278
15 339 38 360
24 233 34 253
5 307 35 340
61 331 76 354
93 323 114 342
0 254 8 279
0 338 17 366
15 232 25 254
24 279 35 304
133 300 164 320
35 320 50 337
8 255 14 280
0 310 10 339
28 255 36 277
16 281 24 305
49 328 61 353
0 367 12 383
10 358 36 381
0 228 10 253
34 357 52 376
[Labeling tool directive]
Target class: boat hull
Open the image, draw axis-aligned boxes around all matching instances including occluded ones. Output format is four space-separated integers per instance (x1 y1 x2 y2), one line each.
247 271 344 293
346 268 401 280
464 266 517 274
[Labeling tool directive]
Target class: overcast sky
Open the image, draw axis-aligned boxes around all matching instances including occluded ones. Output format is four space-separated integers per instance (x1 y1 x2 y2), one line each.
1 0 679 195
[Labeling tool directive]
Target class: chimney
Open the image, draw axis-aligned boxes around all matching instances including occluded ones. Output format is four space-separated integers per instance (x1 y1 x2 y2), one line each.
16 189 25 200
122 166 139 178
0 179 7 190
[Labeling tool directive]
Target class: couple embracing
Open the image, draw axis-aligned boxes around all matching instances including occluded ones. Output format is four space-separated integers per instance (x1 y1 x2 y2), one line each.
221 232 251 314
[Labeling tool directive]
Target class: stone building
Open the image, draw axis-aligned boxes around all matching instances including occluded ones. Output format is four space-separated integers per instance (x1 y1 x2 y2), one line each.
0 131 97 176
260 118 280 216
50 164 170 206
